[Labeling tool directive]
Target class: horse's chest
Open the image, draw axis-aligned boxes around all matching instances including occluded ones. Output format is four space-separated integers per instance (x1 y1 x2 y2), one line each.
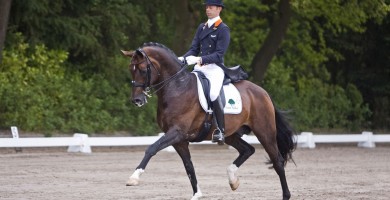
157 99 198 128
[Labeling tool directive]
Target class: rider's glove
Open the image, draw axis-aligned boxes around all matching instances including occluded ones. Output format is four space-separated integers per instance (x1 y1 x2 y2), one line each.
186 56 202 65
178 57 185 62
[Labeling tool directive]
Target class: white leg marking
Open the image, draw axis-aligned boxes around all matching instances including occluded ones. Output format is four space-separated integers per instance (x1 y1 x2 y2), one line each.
227 164 240 191
191 184 202 200
126 168 144 186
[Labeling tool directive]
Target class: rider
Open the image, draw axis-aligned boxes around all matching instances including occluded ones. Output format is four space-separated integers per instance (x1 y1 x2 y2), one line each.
178 0 229 145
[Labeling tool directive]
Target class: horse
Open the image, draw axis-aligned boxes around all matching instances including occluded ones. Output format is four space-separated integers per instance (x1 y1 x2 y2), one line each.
121 42 296 200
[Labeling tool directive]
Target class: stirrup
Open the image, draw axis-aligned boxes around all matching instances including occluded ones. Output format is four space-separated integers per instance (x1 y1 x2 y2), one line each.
212 129 225 145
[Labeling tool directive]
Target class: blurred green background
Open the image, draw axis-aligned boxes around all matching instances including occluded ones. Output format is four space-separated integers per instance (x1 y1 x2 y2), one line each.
0 0 388 135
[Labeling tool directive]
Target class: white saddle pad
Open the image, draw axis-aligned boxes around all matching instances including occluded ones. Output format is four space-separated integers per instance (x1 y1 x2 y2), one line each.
193 72 242 114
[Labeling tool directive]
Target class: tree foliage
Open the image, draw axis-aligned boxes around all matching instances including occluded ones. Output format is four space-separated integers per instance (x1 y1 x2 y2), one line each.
0 33 159 135
0 0 388 134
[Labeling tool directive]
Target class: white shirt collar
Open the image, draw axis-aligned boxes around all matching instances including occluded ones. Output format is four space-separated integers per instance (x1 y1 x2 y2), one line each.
207 16 221 28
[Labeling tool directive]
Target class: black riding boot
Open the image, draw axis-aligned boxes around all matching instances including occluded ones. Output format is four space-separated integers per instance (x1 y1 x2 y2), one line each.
211 96 225 145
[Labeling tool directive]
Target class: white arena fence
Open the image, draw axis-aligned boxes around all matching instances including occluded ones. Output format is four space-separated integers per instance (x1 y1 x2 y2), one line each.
0 126 389 153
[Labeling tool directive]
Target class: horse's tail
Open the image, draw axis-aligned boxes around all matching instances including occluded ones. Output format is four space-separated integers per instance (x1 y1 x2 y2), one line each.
275 108 296 166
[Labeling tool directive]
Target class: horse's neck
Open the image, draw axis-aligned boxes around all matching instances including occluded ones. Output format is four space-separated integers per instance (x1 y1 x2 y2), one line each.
155 67 199 131
157 69 196 100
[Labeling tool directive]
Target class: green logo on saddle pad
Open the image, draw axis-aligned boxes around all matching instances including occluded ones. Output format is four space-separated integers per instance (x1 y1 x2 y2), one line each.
228 99 235 105
228 99 238 109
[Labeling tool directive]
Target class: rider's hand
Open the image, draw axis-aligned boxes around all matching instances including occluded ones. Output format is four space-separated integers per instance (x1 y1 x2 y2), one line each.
178 57 185 62
186 56 202 65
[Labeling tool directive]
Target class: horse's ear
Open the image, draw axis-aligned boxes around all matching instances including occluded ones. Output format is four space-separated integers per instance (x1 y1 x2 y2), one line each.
121 50 134 57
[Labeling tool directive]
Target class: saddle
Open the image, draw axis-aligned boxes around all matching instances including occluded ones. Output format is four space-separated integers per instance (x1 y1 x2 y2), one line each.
192 71 243 114
191 69 245 142
194 71 226 111
217 63 249 83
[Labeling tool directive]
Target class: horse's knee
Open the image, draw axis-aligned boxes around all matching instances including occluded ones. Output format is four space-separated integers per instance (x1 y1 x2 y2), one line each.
144 144 158 157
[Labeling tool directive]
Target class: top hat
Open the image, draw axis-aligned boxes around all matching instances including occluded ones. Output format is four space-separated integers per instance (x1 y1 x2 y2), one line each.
204 0 225 8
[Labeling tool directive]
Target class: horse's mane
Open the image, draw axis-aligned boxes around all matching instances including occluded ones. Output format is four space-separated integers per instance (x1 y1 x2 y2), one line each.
141 42 179 59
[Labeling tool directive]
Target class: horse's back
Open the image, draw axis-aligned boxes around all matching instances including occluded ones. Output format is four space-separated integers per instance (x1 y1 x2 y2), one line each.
233 80 274 109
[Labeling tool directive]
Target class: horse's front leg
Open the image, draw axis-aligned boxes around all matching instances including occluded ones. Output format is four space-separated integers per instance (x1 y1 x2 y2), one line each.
173 142 202 200
126 131 184 186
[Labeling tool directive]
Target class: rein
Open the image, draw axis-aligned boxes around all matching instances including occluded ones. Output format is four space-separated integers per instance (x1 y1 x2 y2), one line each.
131 48 189 97
150 63 189 94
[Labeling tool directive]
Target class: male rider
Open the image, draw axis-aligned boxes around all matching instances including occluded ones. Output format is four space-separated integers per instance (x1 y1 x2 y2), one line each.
179 0 229 145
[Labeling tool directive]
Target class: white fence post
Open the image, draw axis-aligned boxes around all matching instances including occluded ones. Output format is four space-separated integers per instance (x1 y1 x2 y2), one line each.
358 131 375 148
67 133 92 153
11 126 19 138
10 126 22 152
298 132 316 149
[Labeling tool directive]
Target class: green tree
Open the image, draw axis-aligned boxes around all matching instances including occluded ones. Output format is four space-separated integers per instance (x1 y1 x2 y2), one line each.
0 0 12 63
2 0 389 134
1 33 159 135
8 0 149 77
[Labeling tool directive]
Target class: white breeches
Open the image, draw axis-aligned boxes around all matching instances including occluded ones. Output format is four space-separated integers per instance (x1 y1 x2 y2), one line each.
194 63 225 101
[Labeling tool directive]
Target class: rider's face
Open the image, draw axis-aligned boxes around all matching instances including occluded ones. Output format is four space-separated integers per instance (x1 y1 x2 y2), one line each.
205 5 221 19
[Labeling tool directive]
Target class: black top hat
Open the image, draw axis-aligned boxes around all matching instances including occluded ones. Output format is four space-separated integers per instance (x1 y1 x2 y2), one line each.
204 0 225 8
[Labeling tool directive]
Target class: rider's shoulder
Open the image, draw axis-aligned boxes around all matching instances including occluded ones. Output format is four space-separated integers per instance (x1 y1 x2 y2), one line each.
219 22 229 29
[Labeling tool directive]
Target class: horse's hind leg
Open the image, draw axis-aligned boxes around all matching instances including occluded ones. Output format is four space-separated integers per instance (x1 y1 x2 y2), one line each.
224 130 255 191
257 131 291 200
173 142 202 200
267 144 290 200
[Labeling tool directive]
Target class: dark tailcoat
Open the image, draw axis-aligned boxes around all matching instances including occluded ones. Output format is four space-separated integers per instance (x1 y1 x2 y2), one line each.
183 20 248 82
183 20 230 65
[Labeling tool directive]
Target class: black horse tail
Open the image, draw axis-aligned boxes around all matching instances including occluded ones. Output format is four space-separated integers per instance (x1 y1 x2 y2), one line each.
275 108 296 166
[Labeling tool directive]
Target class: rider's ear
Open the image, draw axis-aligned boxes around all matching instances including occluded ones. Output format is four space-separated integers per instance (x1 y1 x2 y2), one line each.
121 50 134 57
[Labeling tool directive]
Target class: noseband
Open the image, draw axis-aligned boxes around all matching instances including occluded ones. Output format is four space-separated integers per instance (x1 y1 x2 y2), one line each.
130 48 189 98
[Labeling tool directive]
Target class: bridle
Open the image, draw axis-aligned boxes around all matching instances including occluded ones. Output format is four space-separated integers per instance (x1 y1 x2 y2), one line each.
130 48 159 97
130 48 189 98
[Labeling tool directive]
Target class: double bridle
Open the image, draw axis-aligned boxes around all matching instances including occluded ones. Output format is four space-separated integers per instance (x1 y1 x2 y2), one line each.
130 48 189 98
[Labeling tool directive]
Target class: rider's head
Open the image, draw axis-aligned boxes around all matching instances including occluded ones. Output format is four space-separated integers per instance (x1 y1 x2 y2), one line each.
204 0 225 8
204 0 224 19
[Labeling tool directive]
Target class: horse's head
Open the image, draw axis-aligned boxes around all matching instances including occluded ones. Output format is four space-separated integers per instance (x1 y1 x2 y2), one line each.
121 48 160 107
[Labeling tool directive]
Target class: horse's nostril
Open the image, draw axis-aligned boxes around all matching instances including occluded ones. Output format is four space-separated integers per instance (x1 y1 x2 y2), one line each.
132 98 144 107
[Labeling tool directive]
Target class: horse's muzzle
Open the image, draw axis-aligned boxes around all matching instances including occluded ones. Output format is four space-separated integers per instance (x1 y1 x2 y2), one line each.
131 95 148 107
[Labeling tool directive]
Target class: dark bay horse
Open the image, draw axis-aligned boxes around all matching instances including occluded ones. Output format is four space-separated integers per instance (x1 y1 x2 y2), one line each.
121 42 296 200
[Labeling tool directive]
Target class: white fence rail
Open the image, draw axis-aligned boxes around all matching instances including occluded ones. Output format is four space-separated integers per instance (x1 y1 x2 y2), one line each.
1 127 389 153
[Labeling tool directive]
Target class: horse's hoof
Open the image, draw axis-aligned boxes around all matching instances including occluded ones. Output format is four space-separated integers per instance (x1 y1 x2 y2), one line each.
229 177 240 191
191 192 202 200
126 178 139 186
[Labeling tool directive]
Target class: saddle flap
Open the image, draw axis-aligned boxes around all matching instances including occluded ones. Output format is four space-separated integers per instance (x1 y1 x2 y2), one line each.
193 72 242 114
